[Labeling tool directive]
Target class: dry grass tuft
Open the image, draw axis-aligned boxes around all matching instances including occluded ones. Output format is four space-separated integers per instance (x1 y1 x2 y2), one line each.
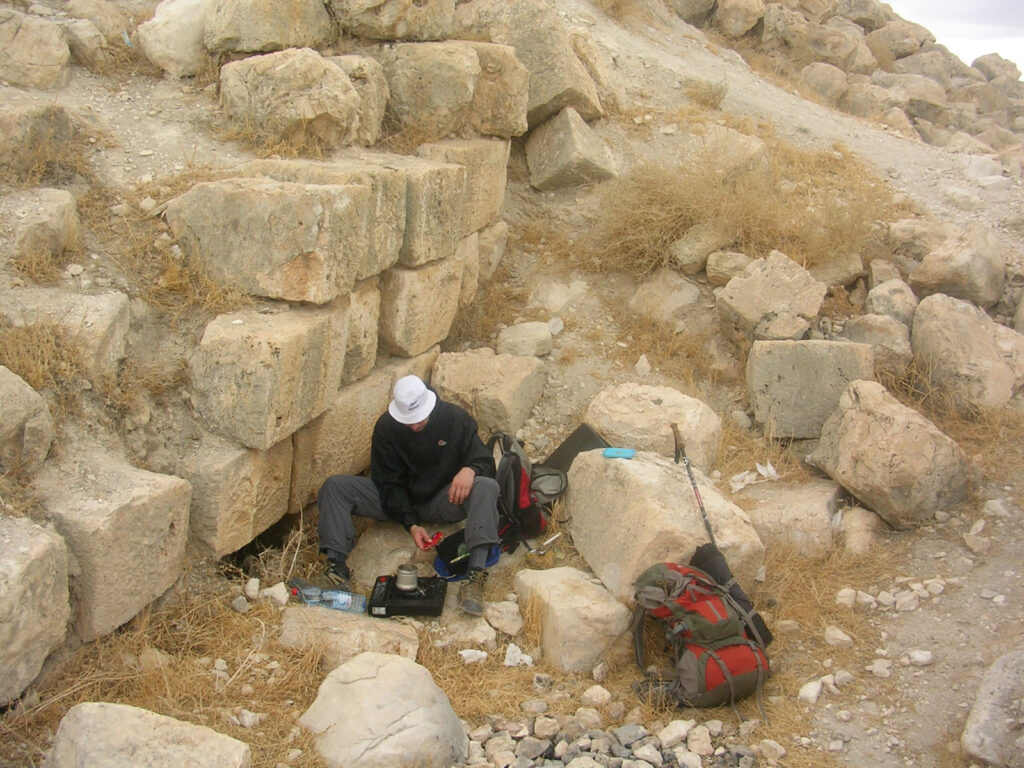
77 176 249 318
0 568 327 768
10 241 82 285
1 128 97 189
715 419 814 488
376 121 444 156
684 78 728 110
444 263 536 351
587 141 900 277
0 320 87 422
611 315 718 392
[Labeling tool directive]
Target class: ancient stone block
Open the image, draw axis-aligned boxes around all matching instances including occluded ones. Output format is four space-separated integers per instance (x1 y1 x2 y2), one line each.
189 300 350 450
136 0 216 77
432 348 545 434
515 567 631 672
525 108 616 191
204 0 333 52
343 278 381 384
36 447 190 641
811 380 969 528
0 10 71 89
746 340 875 439
378 260 461 357
0 516 68 704
329 0 454 41
567 451 763 602
175 432 293 557
166 178 371 304
418 138 510 235
0 366 54 474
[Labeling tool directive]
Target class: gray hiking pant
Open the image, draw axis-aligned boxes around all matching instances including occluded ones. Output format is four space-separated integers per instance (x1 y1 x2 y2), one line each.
317 474 500 560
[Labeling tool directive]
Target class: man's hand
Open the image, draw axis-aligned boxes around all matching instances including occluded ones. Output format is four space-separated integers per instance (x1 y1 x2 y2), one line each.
448 466 476 505
410 525 433 550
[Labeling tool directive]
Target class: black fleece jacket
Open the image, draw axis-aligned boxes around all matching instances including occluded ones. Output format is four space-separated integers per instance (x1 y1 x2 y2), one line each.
370 397 495 530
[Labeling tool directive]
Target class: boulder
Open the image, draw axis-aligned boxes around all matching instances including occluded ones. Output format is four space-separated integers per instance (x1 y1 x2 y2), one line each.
0 10 71 89
835 0 889 32
515 568 631 672
568 26 626 114
329 0 454 41
188 300 349 450
888 218 958 261
64 0 128 41
432 348 545 434
841 313 912 379
583 383 722 472
839 505 885 555
478 220 509 282
864 278 918 327
36 444 190 641
0 288 130 385
811 380 970 529
0 102 78 180
496 321 553 357
908 225 1007 309
465 42 530 139
165 177 371 303
204 0 333 53
48 702 250 767
330 55 390 147
174 432 293 557
713 0 766 38
379 259 461 357
716 251 827 351
354 151 467 268
567 451 763 602
279 606 419 669
290 368 393 511
839 80 895 118
746 340 875 438
800 62 848 106
525 107 616 191
961 650 1024 768
972 53 1022 82
237 157 407 279
0 366 55 474
706 251 755 287
864 20 933 61
62 18 111 72
377 41 483 141
669 221 736 276
220 48 360 149
807 250 864 288
137 0 217 78
343 278 382 383
418 138 510 235
868 259 901 288
13 188 79 265
911 293 1023 412
734 478 844 558
300 652 467 768
628 268 704 335
0 516 69 705
453 0 602 128
871 72 947 123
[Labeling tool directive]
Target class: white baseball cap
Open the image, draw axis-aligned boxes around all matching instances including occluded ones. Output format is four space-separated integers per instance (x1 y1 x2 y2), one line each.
388 375 437 424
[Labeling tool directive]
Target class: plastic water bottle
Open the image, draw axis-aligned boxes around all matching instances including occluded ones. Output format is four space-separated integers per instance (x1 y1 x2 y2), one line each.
320 589 367 614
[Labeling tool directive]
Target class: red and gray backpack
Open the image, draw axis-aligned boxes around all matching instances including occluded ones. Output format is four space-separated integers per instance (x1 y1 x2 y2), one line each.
632 561 771 715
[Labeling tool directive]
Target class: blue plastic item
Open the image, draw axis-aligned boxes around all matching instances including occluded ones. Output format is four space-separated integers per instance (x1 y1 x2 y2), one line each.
602 447 636 459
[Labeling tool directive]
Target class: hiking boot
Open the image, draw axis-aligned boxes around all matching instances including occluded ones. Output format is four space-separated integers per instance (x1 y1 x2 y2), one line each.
458 569 487 616
309 560 351 591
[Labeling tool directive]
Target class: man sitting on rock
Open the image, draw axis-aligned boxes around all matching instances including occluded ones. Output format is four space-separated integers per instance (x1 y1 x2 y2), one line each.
315 374 500 615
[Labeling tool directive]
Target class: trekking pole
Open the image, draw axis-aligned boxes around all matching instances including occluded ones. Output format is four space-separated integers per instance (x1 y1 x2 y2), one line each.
671 423 716 546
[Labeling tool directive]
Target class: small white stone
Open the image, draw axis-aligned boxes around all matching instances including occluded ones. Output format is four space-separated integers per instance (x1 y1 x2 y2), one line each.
909 650 934 666
825 626 854 648
798 679 823 704
580 685 612 707
835 588 856 608
866 659 893 678
244 578 260 599
758 739 787 760
459 649 488 664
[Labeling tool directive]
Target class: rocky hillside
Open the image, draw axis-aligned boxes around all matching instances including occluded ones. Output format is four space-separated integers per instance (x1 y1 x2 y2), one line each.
1 0 1024 767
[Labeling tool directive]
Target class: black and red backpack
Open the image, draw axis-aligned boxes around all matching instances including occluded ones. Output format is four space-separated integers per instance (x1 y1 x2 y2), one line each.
487 432 567 551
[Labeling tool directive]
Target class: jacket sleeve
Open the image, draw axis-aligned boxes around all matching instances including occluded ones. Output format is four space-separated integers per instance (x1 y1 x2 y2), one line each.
458 413 496 479
370 420 418 531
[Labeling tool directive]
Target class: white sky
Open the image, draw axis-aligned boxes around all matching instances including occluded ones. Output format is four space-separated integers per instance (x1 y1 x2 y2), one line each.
884 0 1024 74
